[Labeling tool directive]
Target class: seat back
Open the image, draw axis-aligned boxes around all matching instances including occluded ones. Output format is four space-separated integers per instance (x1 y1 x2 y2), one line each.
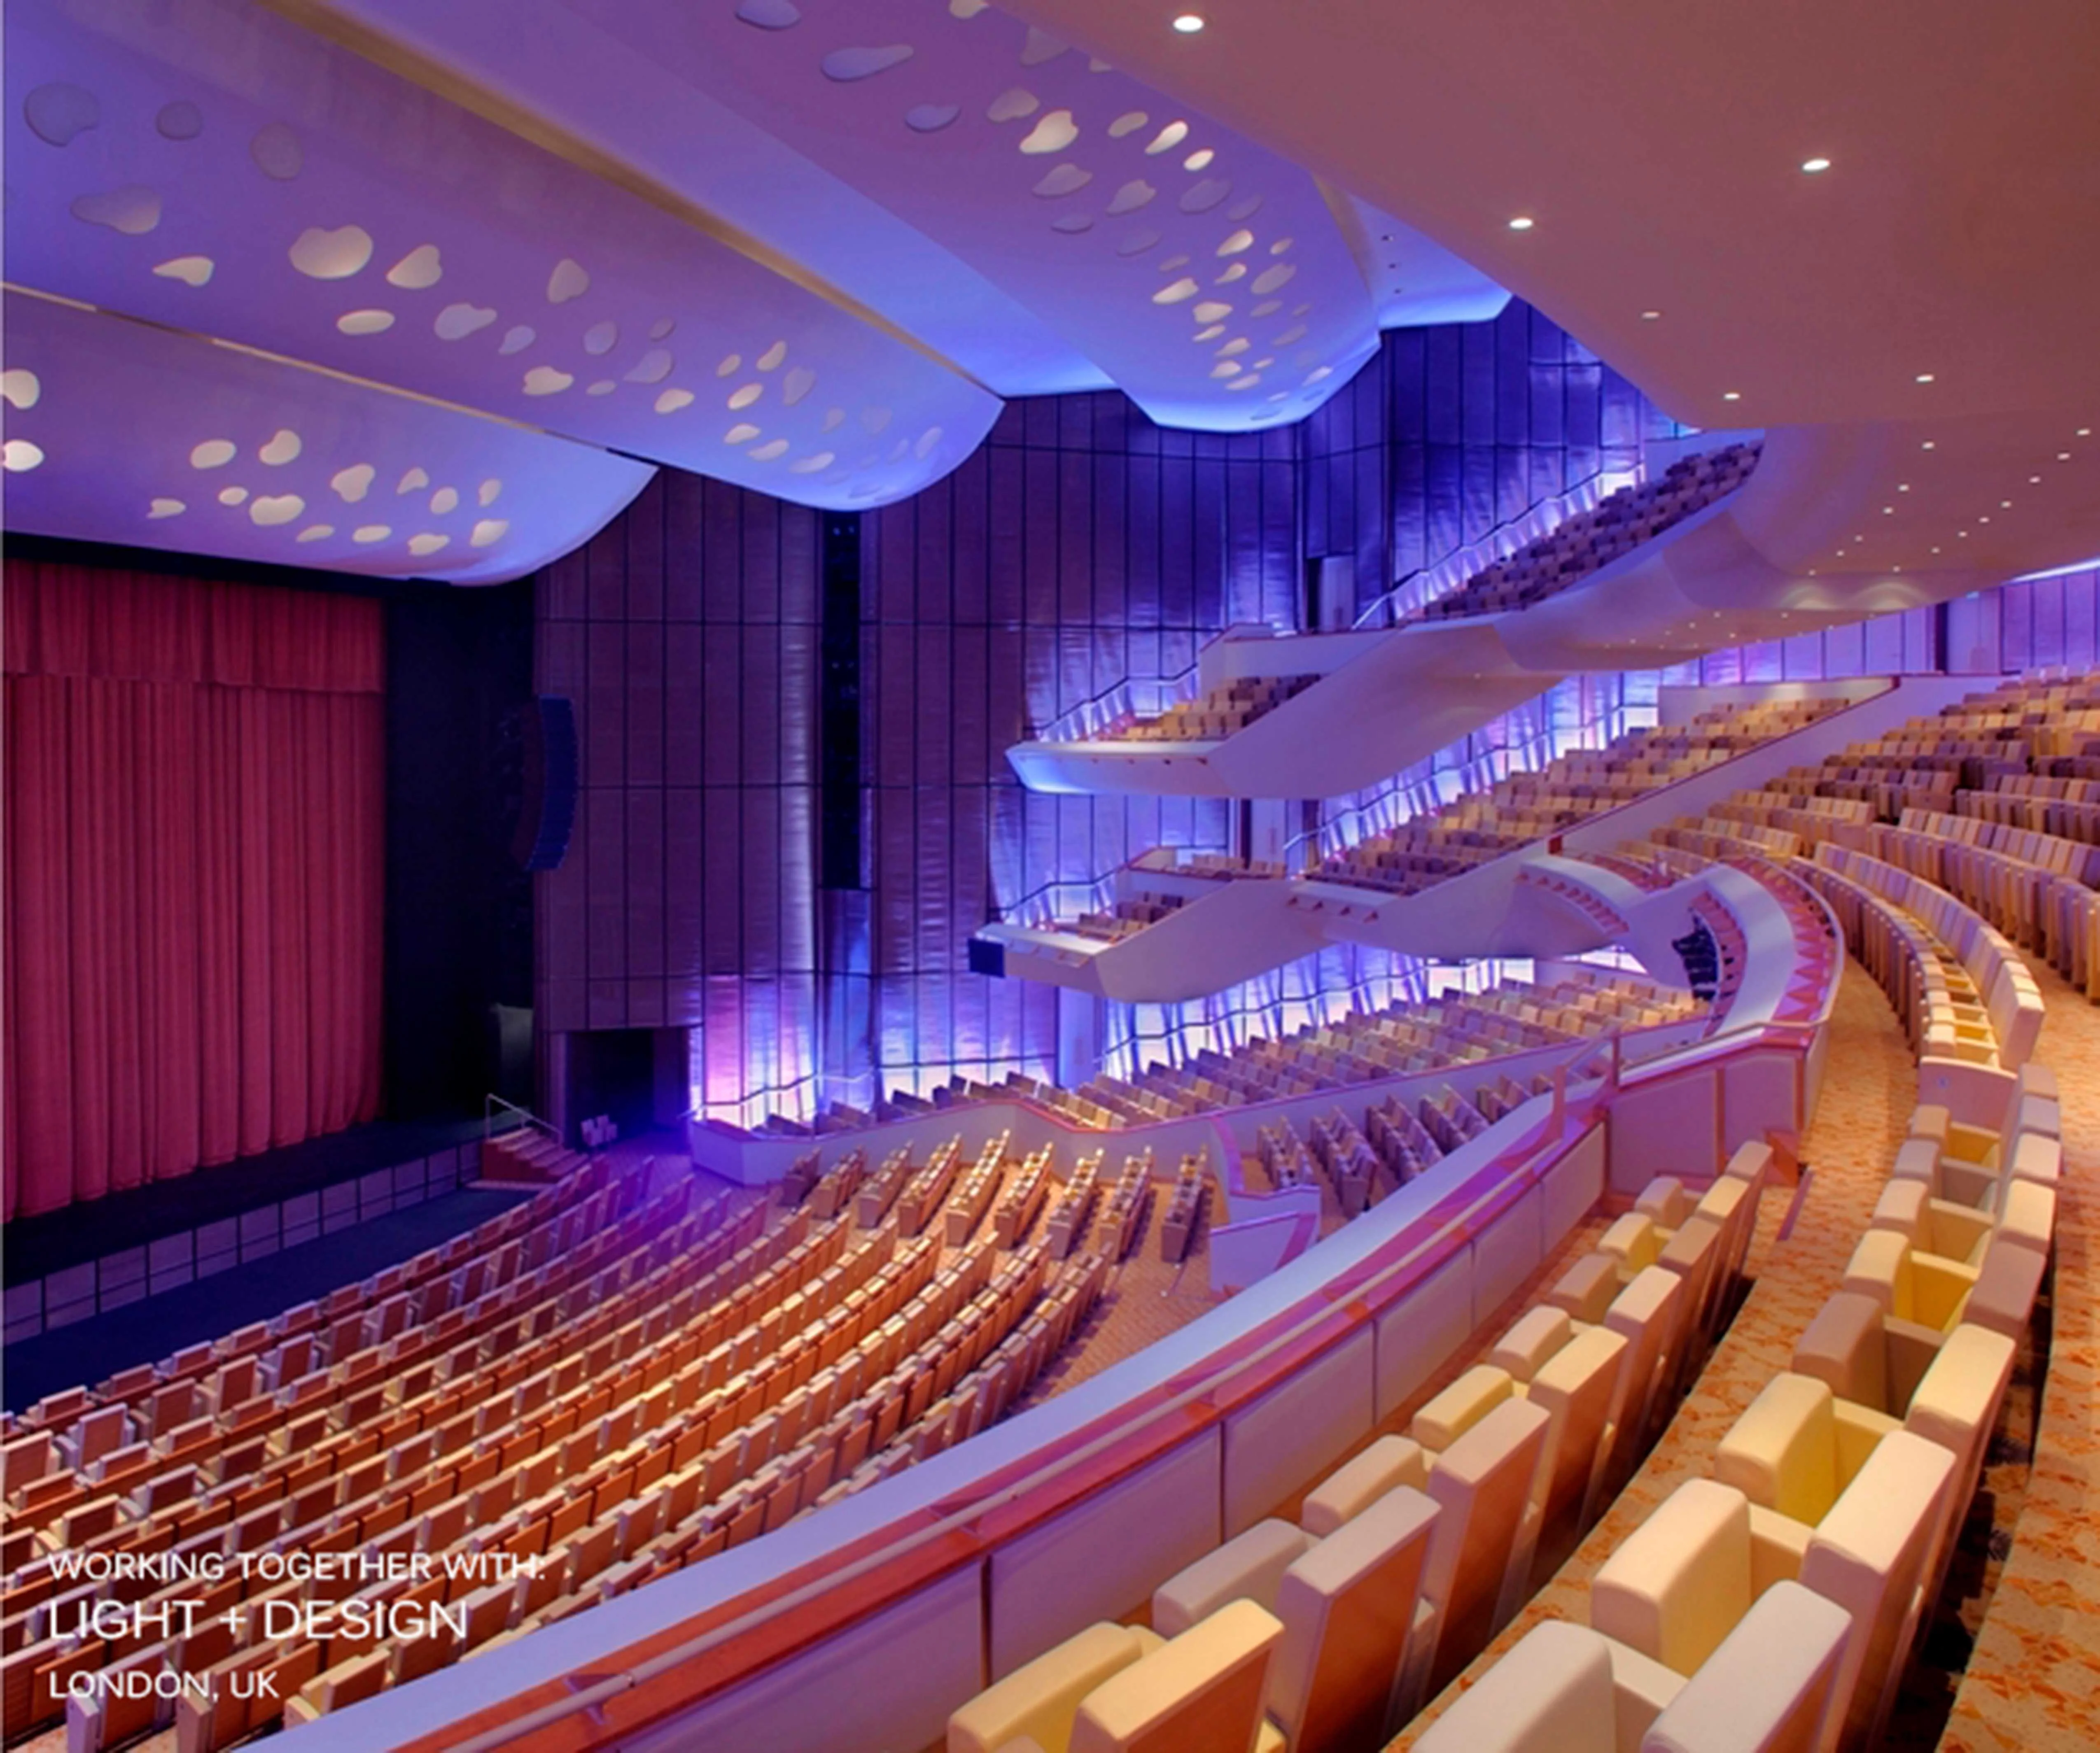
1300 1435 1427 1538
1791 1292 1890 1414
1603 1267 1689 1465
948 1622 1158 1753
1419 1398 1552 1693
1528 1325 1627 1536
1903 1324 2016 1596
1151 1520 1311 1640
1268 1485 1439 1753
1591 1478 1752 1676
1798 1431 1955 1751
1411 1366 1514 1452
1713 1374 1840 1524
1642 1580 1851 1753
1070 1601 1283 1753
1409 1620 1617 1753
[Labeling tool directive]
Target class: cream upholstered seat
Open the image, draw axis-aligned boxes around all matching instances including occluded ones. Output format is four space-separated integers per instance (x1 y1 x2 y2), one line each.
1712 1373 1893 1535
1393 1397 1553 1717
1264 1485 1440 1753
1525 1324 1630 1556
1633 1175 1694 1232
1871 1171 2054 1264
1412 1583 1851 1753
1153 1520 1313 1639
1596 1267 1690 1486
1597 1212 1662 1280
1490 1306 1573 1385
1590 1431 1954 1751
1547 1252 1621 1324
1069 1599 1283 1753
948 1622 1165 1753
1299 1435 1427 1539
1410 1366 1514 1452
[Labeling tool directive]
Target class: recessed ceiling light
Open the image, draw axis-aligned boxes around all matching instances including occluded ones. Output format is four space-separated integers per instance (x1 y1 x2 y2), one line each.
2060 452 2073 461
1722 391 1742 402
1921 441 1936 450
1508 215 1535 231
1898 483 1910 492
1958 531 1969 538
2000 499 2012 508
1641 310 1662 321
1931 546 1941 554
1801 156 1832 173
2030 476 2042 484
1915 373 1936 384
1979 515 1991 523
2077 428 2091 437
1172 14 1205 33
1882 506 1893 514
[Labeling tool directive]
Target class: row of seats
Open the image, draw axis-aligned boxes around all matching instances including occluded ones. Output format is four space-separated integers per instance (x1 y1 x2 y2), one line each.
1405 443 1762 625
1416 860 2063 1753
943 1144 1774 1753
1093 671 1321 745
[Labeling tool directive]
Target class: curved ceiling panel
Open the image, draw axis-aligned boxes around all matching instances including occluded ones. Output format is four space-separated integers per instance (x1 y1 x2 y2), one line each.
6 0 999 512
413 0 1388 431
1 291 656 584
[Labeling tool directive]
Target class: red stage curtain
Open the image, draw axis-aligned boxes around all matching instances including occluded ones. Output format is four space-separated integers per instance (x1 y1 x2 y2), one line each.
3 559 385 1218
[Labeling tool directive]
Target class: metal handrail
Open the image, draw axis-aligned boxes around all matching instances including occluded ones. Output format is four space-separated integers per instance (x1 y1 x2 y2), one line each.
483 1093 561 1149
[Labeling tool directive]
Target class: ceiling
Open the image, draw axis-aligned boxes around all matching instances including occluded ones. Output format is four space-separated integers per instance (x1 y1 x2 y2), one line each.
1002 0 2100 592
4 0 2092 601
0 0 1502 582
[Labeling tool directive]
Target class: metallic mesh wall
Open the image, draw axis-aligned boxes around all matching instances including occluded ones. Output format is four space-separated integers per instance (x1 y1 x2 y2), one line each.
534 473 822 1129
858 392 1300 1100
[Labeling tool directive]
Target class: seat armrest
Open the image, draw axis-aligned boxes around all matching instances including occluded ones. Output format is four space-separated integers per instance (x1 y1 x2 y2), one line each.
1911 1253 1981 1329
1746 1504 1808 1596
1602 1636 1684 1753
1925 1201 1993 1264
1882 1318 1947 1412
1832 1401 1901 1489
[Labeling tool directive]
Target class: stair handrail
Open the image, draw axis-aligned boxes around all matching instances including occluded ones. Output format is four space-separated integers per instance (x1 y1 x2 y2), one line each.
484 1093 562 1149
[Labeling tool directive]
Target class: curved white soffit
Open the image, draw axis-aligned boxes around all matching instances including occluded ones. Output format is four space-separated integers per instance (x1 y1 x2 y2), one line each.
529 0 1382 432
1 291 655 586
6 0 998 512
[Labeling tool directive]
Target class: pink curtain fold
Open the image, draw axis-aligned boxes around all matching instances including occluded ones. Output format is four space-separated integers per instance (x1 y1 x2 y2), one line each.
3 559 385 1219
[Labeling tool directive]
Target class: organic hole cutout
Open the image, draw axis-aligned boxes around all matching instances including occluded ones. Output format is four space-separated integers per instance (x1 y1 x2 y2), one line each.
1158 255 1189 273
1106 180 1155 215
716 353 742 377
1145 121 1189 155
471 520 509 548
546 259 590 303
735 0 801 26
26 84 101 147
435 303 496 340
331 464 375 501
218 486 248 506
430 487 459 514
789 452 837 474
190 439 236 470
860 406 892 433
154 256 214 287
1251 263 1296 295
1209 361 1241 379
289 229 377 289
626 350 674 385
1192 323 1225 341
336 310 394 336
1216 338 1249 357
71 186 161 234
822 46 914 82
1107 111 1148 138
724 423 762 445
649 317 676 340
1115 229 1161 257
259 429 301 465
1227 194 1263 221
397 467 430 494
408 534 449 556
352 525 391 544
1153 278 1198 304
156 101 203 142
1191 300 1232 323
478 479 502 506
758 341 788 371
1051 213 1093 234
1032 164 1091 198
499 326 535 355
1216 263 1246 284
250 123 302 179
915 427 943 457
587 380 616 396
1 370 42 410
296 525 334 542
987 88 1039 123
1269 237 1294 254
656 389 696 414
1272 323 1307 345
1019 110 1078 154
782 366 817 405
1251 300 1283 319
583 321 619 356
1180 178 1231 214
1183 148 1215 171
250 494 303 526
386 245 443 289
727 383 763 410
950 0 989 15
1217 229 1254 256
149 498 187 519
905 104 961 132
2 440 46 472
822 407 846 431
1020 27 1066 65
749 438 790 461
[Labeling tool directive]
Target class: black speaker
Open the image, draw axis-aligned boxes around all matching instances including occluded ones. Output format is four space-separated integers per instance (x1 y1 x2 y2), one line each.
967 935 1007 978
510 695 579 871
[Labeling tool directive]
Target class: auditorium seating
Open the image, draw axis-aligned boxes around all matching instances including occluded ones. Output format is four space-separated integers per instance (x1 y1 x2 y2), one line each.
1093 671 1322 744
1405 443 1764 625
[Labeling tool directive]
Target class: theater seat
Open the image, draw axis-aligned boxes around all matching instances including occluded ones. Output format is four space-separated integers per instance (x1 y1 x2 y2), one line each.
948 1622 1165 1753
1153 1520 1312 1639
1299 1436 1428 1538
1413 1582 1850 1753
1069 1600 1284 1753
